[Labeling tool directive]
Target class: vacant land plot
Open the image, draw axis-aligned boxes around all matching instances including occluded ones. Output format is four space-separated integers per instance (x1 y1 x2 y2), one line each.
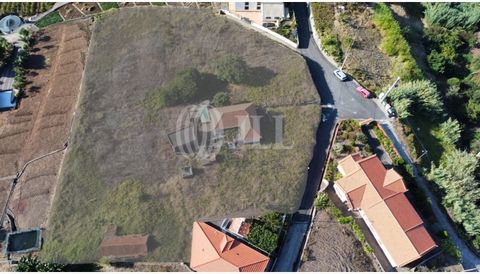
0 21 90 230
300 210 376 272
42 7 319 263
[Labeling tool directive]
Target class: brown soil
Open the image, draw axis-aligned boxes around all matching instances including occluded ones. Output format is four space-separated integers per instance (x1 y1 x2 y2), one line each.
0 21 91 230
299 210 376 272
58 4 84 20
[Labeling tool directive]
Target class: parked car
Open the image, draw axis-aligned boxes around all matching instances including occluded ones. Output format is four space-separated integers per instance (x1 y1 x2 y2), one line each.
333 69 347 81
384 103 396 117
356 86 371 98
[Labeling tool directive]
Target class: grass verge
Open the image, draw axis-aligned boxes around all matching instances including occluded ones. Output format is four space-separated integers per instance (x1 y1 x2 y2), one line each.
35 11 63 28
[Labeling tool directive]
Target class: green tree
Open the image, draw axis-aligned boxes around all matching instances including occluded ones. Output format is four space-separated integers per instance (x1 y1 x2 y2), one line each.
16 255 65 272
429 149 480 237
424 3 480 30
214 55 248 84
145 68 202 110
439 117 461 145
211 92 230 107
389 80 443 118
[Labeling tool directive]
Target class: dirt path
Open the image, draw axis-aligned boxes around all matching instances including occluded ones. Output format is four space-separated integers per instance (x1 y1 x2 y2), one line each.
299 210 376 272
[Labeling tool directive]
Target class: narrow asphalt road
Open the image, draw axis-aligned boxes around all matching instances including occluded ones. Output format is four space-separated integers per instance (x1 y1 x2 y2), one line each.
273 3 385 271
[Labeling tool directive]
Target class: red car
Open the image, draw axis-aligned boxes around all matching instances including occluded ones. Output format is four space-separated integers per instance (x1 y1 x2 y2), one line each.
356 86 371 98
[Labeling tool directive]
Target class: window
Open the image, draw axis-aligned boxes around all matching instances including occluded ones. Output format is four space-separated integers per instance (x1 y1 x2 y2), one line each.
274 16 280 19
256 2 261 10
265 16 271 19
245 6 249 10
244 2 249 10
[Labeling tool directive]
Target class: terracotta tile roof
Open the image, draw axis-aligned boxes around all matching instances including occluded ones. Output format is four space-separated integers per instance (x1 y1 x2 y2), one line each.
190 222 269 272
209 103 261 143
336 154 437 267
385 194 423 231
406 225 438 255
100 234 149 259
347 185 366 210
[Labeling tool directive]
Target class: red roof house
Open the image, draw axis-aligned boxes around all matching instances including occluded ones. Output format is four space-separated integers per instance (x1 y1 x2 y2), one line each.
190 222 270 272
334 153 437 267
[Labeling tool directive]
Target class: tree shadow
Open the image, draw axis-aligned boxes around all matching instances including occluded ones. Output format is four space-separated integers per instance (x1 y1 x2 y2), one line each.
26 55 46 70
195 72 228 101
244 66 277 87
64 264 102 272
38 35 51 42
258 109 282 145
27 86 41 94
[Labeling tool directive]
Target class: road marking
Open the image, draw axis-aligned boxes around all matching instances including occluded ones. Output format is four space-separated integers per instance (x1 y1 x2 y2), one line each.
320 104 335 109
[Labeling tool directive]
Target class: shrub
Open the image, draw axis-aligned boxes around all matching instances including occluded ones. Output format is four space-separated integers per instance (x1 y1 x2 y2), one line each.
247 213 282 254
214 55 248 84
16 255 65 272
311 3 343 62
313 192 330 210
211 92 230 107
145 68 202 110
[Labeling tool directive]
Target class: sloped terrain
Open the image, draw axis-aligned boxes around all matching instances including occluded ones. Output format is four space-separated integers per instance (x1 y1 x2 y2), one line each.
43 7 319 263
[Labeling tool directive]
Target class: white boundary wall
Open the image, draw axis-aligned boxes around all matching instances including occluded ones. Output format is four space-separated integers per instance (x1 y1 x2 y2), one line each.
221 9 298 50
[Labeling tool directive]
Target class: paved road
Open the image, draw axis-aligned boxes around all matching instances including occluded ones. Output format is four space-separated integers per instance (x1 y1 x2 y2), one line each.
273 3 386 271
380 122 480 271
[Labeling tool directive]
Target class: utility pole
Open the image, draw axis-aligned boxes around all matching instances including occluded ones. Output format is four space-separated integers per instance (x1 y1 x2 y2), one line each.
380 77 400 103
340 33 357 70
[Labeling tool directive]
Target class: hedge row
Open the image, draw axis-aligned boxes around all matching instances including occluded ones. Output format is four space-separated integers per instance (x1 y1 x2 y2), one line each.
373 3 423 81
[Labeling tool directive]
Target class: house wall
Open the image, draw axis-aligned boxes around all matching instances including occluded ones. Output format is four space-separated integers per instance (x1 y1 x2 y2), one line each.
261 3 287 22
333 184 348 204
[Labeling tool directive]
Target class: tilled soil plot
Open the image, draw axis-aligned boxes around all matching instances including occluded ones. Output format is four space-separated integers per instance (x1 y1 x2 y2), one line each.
43 7 319 264
0 21 90 230
299 210 376 272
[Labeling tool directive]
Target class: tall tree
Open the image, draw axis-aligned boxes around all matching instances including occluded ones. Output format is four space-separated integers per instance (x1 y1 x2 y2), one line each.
439 117 461 145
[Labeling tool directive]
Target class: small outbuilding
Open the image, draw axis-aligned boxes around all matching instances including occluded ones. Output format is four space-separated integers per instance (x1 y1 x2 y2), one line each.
4 228 42 255
0 15 23 34
0 90 17 111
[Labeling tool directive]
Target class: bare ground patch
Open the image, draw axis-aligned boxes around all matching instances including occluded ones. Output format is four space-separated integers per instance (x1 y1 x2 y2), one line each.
0 21 91 230
299 210 376 272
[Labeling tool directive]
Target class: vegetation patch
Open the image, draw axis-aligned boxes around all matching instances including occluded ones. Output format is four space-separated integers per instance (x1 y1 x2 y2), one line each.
372 4 423 81
35 11 63 28
99 2 118 11
246 212 282 254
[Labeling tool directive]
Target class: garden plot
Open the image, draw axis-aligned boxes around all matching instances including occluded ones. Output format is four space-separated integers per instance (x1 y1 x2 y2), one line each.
42 7 319 264
0 21 91 230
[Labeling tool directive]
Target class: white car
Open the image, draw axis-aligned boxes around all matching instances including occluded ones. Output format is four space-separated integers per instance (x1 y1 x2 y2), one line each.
384 103 396 117
333 69 348 81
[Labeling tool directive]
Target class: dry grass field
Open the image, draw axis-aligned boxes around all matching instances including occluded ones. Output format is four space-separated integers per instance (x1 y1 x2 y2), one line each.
42 7 319 263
